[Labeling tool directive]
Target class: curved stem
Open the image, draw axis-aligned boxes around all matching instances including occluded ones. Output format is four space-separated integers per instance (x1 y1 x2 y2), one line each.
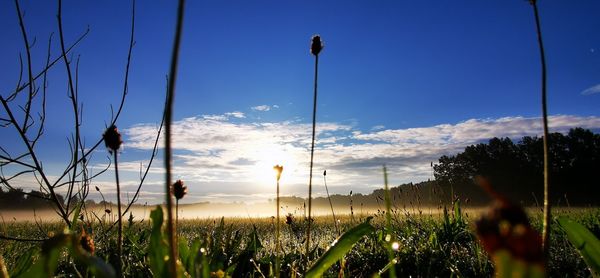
531 1 551 258
323 173 339 236
276 179 280 278
114 151 123 275
164 0 185 274
306 54 319 263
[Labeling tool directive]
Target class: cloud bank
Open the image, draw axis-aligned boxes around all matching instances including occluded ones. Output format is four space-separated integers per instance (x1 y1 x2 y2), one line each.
122 114 600 203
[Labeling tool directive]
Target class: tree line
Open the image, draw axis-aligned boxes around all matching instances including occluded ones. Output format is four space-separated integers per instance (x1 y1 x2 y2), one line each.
433 127 600 206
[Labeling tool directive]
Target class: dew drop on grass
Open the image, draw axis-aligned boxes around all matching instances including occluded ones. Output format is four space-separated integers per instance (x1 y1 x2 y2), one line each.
331 238 338 247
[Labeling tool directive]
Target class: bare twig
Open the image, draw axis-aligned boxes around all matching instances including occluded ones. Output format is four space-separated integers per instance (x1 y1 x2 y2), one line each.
6 29 89 100
14 0 35 133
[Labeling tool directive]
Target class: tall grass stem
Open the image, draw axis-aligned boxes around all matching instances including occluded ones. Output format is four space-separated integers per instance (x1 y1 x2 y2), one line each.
164 0 185 274
323 171 339 235
113 151 123 275
306 52 319 263
531 0 551 257
276 178 280 278
383 166 397 278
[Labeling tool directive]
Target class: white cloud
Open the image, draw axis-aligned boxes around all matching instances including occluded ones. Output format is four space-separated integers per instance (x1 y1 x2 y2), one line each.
581 84 600 95
251 105 271 111
121 114 600 204
225 111 245 118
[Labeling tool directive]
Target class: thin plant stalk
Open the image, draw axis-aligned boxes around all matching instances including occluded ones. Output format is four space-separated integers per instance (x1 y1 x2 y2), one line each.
382 166 397 278
306 47 320 263
323 170 339 235
276 177 280 278
273 165 283 277
113 151 123 274
530 0 551 257
164 0 185 274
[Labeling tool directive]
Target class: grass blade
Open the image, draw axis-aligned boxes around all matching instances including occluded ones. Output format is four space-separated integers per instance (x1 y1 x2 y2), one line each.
558 216 600 276
305 217 375 278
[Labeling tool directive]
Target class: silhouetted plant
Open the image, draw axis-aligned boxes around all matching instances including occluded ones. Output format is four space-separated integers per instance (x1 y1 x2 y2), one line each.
103 124 124 274
0 0 163 239
306 34 323 265
163 0 186 274
475 177 545 277
273 164 283 278
323 170 339 236
173 179 187 227
381 166 397 278
527 0 551 256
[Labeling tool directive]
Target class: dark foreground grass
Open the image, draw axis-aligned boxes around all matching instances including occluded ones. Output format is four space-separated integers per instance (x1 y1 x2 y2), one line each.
1 207 597 277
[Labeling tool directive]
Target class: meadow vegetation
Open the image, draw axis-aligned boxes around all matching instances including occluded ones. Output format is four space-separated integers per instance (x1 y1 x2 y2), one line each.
2 0 600 277
1 206 598 277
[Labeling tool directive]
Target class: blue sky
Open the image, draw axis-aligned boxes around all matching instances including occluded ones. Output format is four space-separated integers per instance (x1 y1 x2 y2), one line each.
1 1 600 205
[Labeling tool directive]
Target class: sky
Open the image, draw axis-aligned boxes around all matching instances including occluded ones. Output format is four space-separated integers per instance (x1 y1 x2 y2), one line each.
1 1 600 205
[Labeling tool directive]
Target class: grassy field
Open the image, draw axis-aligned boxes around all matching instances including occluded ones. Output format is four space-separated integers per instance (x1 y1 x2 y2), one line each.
1 205 597 277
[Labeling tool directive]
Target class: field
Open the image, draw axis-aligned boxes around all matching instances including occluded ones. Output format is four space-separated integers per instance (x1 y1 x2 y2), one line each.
1 205 598 277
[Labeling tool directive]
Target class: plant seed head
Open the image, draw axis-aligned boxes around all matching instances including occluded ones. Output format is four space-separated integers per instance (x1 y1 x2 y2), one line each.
80 232 95 255
273 165 283 181
310 35 323 56
103 125 122 153
173 179 187 200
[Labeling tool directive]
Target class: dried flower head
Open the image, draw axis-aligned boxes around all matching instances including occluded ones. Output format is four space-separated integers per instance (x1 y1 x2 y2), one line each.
285 213 294 225
310 35 323 56
474 177 544 266
80 231 95 255
173 179 187 200
103 125 122 153
273 165 283 181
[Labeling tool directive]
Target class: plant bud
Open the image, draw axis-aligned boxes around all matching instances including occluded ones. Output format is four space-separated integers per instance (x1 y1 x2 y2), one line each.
310 35 323 56
273 165 283 182
80 232 95 255
103 125 122 153
173 179 187 200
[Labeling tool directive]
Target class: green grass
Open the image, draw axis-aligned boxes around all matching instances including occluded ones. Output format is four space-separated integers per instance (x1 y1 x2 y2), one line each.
1 207 598 277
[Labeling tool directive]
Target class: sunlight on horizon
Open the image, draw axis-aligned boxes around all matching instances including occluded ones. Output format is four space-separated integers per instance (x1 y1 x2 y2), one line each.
249 144 303 189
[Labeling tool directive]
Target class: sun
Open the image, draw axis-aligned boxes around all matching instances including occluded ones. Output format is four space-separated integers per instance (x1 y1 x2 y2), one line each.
249 145 300 188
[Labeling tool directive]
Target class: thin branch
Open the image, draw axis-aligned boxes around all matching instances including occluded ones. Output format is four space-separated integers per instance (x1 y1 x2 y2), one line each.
0 154 35 169
6 28 89 100
57 0 81 224
112 0 136 124
14 0 36 133
9 54 24 102
109 110 164 230
0 95 69 223
49 5 133 191
31 33 52 148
